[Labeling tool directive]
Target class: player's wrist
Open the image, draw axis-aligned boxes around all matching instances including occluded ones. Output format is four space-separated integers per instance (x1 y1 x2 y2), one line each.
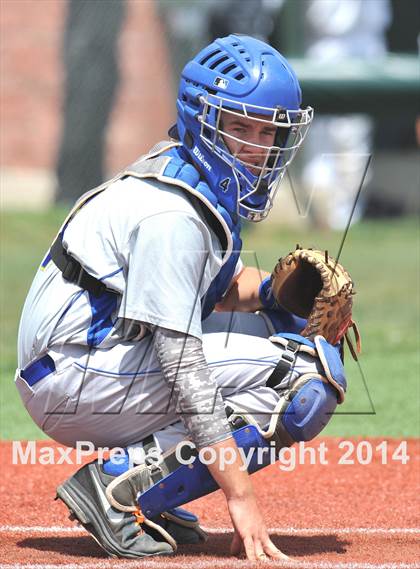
258 275 277 310
206 439 254 499
225 485 255 502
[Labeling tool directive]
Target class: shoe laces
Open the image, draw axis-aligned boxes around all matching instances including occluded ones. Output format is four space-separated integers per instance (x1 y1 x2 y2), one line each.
133 507 145 535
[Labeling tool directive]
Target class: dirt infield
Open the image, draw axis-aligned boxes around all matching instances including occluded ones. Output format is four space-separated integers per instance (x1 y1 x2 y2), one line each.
1 438 419 568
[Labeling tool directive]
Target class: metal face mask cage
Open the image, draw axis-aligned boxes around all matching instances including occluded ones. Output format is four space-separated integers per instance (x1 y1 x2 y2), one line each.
198 93 314 221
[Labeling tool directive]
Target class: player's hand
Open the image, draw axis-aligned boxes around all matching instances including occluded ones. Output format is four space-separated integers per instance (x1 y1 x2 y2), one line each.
205 437 289 561
227 494 289 562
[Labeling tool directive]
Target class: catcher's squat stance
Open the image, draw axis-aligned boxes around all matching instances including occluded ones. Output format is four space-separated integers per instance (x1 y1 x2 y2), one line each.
16 35 359 561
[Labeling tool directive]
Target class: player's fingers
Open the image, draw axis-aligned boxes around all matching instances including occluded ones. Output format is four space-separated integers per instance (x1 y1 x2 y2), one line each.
263 535 290 560
243 535 257 562
254 538 269 562
230 531 243 557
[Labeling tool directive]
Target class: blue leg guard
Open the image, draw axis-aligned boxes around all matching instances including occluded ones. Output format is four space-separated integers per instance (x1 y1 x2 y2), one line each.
281 378 339 441
227 333 346 448
138 425 270 519
106 425 271 519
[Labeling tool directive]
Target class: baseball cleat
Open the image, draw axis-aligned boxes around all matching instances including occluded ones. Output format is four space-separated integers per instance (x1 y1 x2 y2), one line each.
56 461 175 558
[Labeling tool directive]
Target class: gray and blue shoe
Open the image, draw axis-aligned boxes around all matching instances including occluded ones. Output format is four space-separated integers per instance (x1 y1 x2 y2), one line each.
56 460 206 558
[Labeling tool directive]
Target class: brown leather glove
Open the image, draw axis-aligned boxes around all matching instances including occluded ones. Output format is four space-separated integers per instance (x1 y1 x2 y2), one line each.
271 246 361 358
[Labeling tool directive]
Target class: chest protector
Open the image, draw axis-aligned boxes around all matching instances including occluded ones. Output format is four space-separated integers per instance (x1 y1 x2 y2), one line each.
49 141 242 319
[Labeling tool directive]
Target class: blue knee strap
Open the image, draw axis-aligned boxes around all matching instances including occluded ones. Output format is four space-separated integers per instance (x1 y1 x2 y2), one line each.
272 332 346 398
138 425 270 519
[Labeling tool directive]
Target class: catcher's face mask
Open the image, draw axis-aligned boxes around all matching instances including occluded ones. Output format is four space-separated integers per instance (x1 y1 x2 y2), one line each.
198 94 313 221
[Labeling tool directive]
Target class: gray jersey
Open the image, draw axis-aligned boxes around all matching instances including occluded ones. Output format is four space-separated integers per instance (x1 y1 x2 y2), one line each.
18 176 242 368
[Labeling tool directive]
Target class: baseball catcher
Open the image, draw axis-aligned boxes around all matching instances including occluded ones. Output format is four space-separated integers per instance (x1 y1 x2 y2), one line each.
15 34 357 562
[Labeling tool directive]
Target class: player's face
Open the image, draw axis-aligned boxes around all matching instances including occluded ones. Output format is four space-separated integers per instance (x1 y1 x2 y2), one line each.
221 112 277 176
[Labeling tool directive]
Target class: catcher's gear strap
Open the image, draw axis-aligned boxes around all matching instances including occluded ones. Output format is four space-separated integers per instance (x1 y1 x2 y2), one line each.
159 508 208 543
266 338 300 390
270 333 346 402
134 513 178 552
106 425 271 519
47 141 242 319
50 235 117 298
110 442 199 508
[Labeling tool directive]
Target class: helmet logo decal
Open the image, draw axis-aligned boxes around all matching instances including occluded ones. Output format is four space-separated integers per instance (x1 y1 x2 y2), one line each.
214 77 229 89
193 146 212 171
219 177 231 192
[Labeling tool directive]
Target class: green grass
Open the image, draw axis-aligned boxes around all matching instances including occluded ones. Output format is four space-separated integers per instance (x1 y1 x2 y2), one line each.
1 209 419 439
1 208 68 439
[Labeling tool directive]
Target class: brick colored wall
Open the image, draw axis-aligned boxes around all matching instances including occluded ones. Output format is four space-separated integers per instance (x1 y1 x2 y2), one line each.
0 0 174 175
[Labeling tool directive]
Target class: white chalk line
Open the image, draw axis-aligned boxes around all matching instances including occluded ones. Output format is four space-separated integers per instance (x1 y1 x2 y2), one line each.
0 561 419 569
0 525 419 535
2 526 418 569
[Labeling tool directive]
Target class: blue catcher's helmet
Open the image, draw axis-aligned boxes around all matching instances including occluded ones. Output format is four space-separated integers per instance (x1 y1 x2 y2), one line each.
175 34 313 222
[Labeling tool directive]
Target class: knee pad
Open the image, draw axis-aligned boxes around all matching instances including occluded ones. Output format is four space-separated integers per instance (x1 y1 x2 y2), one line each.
228 333 346 448
280 375 339 442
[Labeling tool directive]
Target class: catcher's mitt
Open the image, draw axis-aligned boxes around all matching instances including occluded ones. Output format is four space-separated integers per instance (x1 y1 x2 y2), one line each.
270 245 361 359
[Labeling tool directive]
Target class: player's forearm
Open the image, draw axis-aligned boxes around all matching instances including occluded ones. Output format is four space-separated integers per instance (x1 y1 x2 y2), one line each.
152 327 254 502
151 326 232 449
215 266 270 312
